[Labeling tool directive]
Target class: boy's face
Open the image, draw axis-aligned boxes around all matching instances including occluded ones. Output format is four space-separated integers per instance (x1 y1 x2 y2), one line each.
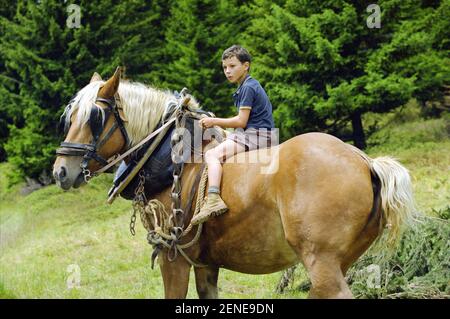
222 56 249 84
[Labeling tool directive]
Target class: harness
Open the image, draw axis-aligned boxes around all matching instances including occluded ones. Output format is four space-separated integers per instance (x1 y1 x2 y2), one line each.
133 98 223 269
56 95 130 181
56 88 223 268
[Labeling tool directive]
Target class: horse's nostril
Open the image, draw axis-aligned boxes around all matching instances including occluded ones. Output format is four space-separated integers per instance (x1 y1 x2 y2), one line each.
59 166 67 179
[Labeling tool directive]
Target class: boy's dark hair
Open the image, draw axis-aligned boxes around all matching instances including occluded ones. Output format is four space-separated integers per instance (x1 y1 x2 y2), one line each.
222 45 252 64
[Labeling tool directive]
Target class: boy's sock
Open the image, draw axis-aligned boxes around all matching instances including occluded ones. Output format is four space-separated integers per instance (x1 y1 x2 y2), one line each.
208 186 220 195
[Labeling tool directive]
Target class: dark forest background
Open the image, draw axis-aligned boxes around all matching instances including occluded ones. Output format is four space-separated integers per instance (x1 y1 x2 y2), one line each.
1 0 448 184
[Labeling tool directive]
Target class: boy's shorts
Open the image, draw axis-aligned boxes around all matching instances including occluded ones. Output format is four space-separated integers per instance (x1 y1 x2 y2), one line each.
226 128 276 151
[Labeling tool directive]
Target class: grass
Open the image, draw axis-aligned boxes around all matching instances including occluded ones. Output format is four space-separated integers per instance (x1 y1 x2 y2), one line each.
0 101 448 298
0 169 302 298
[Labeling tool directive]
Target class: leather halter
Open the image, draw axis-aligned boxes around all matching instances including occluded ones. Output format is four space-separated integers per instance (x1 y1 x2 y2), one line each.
56 95 129 176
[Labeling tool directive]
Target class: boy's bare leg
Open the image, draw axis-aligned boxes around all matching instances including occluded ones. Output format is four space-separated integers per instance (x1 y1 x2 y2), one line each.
191 140 245 225
206 140 245 188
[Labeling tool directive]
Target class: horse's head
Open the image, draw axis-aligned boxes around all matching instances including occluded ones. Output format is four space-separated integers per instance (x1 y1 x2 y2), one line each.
53 67 128 190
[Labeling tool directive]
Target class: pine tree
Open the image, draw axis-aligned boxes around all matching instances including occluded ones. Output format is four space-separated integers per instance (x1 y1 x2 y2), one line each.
0 0 169 183
1 0 70 182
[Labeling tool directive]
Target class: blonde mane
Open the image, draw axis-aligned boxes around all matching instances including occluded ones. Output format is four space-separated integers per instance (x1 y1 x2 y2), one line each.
63 80 200 147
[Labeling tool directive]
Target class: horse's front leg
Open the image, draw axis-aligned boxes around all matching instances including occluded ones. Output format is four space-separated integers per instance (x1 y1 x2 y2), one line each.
159 251 192 299
194 266 219 299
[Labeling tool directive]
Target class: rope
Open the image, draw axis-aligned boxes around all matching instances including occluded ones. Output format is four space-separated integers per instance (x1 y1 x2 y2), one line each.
138 165 209 268
183 166 208 235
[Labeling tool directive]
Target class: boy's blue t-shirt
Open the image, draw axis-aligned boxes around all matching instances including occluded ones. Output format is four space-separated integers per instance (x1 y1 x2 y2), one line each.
232 75 275 130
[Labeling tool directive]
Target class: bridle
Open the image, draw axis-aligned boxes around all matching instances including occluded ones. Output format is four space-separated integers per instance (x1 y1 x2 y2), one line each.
56 95 130 182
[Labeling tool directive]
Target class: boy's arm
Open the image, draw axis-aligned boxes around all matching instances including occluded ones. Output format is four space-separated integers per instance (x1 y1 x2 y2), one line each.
213 108 250 129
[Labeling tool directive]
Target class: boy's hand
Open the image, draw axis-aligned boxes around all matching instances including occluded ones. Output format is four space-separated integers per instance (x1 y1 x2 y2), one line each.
198 117 216 128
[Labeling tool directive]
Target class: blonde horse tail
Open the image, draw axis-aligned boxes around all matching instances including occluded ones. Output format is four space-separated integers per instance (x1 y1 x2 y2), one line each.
348 145 417 248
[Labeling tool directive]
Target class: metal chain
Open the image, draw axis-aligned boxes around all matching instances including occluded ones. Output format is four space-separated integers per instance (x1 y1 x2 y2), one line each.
169 110 187 231
130 170 146 236
160 110 187 261
130 91 208 267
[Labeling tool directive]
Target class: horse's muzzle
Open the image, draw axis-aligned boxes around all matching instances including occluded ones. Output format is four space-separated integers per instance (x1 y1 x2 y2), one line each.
53 165 84 190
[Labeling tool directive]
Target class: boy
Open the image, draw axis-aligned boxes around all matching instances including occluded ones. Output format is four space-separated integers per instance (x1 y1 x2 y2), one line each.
191 45 275 225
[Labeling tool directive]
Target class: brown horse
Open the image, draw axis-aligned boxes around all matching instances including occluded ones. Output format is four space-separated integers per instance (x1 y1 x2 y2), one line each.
53 68 416 298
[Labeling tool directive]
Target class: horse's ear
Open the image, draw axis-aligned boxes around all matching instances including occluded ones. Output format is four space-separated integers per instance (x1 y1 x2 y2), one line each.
99 66 121 98
90 72 102 83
